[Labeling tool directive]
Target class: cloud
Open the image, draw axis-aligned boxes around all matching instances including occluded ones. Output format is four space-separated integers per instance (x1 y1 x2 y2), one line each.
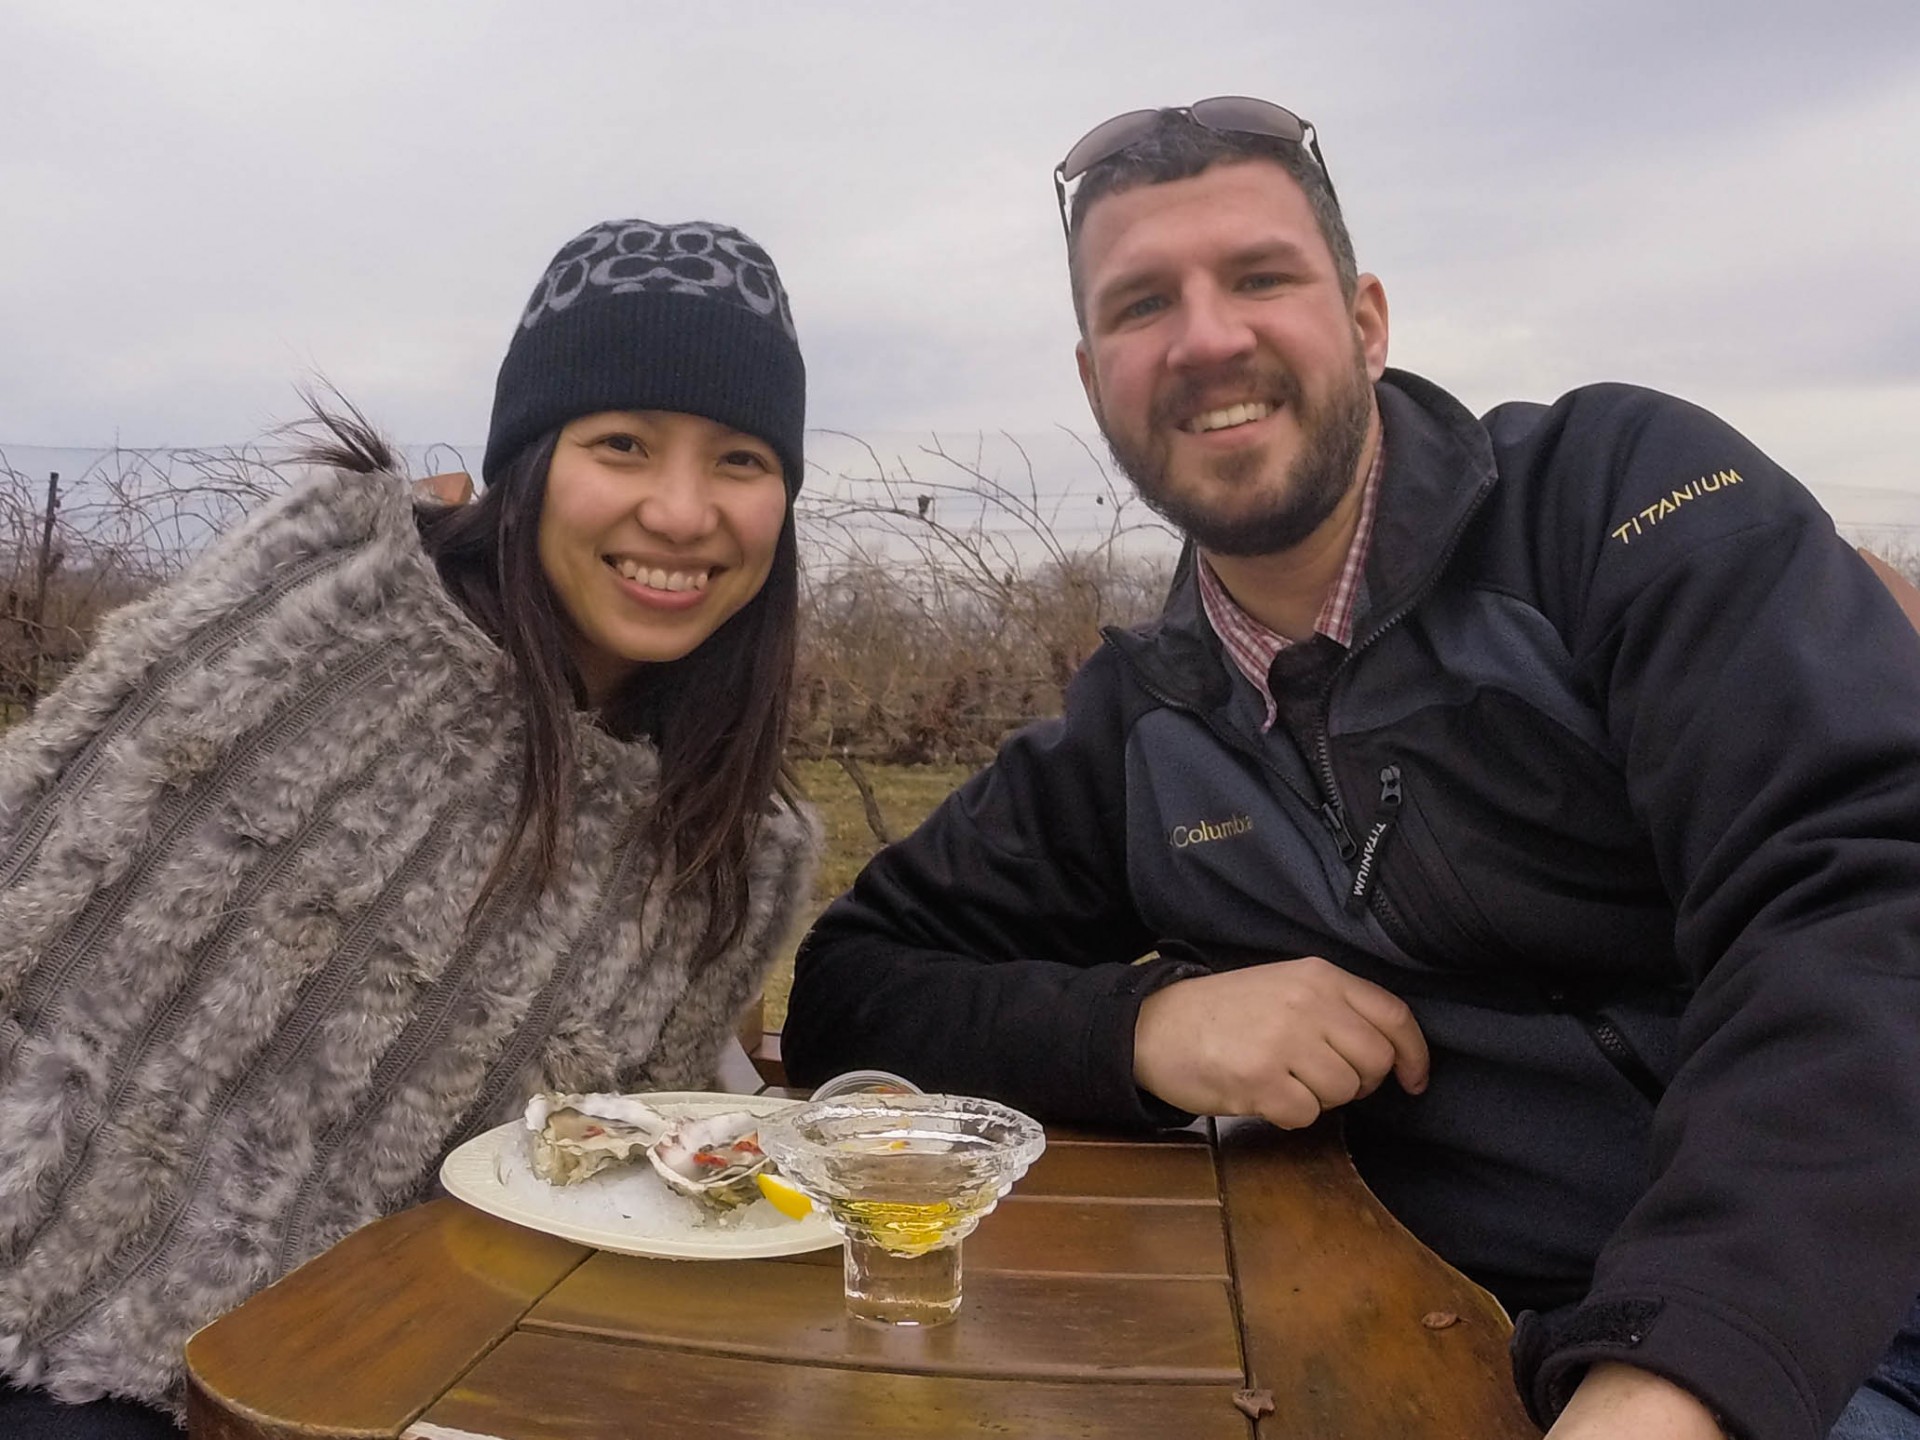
1 0 1914 508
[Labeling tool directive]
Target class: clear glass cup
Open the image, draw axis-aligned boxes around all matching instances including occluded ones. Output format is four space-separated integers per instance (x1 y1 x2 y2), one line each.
759 1093 1046 1326
808 1069 922 1101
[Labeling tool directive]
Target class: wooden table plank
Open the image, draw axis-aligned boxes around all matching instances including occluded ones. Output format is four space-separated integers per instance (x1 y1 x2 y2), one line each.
185 1201 587 1439
408 1330 1255 1440
969 1198 1229 1278
1215 1119 1541 1439
1017 1140 1218 1201
525 1252 1244 1382
1040 1123 1210 1146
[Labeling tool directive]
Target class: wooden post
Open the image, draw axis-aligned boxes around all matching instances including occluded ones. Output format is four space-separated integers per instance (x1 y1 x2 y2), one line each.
25 471 58 705
32 472 59 617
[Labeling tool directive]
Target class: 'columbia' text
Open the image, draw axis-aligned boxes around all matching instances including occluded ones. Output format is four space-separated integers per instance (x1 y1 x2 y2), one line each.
1169 814 1255 848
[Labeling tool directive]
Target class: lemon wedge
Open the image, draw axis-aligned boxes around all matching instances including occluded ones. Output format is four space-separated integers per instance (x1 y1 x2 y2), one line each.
755 1172 813 1220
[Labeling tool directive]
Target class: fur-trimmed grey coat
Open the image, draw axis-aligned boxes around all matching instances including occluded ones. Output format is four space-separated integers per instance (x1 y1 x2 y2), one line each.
0 467 818 1414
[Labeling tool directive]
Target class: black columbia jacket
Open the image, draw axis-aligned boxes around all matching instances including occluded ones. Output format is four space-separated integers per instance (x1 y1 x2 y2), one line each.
785 369 1920 1439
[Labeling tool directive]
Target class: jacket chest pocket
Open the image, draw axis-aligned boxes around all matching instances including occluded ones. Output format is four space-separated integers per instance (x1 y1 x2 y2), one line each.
1364 769 1533 974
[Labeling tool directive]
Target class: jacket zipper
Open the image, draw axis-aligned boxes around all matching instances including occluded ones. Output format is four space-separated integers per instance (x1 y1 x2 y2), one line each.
1312 489 1488 929
1567 1005 1666 1105
1304 687 1359 860
1345 766 1401 915
1320 793 1358 861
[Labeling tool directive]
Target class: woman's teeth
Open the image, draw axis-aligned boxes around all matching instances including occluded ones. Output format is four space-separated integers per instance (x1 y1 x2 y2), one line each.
608 558 710 592
1187 401 1274 434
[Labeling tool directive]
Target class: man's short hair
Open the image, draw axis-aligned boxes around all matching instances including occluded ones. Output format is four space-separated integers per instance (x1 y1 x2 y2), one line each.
1066 112 1359 329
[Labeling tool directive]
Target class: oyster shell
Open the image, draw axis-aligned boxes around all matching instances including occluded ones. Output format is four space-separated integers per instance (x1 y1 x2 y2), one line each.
647 1110 772 1210
525 1092 671 1185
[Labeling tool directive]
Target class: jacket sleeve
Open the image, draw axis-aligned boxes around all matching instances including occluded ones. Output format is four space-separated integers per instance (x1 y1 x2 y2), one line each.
1508 388 1920 1440
781 646 1195 1127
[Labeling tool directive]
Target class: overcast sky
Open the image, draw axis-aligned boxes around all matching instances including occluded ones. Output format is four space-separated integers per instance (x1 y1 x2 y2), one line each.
4 0 1917 499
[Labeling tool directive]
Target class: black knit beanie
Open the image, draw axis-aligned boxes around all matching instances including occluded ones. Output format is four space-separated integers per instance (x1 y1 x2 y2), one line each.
483 218 805 494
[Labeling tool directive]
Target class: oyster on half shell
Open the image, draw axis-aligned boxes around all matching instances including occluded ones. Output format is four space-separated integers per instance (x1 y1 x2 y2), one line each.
647 1110 773 1211
525 1092 671 1185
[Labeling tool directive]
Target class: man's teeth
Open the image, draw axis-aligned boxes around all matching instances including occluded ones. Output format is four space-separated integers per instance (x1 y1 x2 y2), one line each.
1187 402 1274 434
609 558 711 592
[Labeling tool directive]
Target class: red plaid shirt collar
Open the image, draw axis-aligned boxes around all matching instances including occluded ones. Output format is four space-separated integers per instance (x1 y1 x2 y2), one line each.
1196 440 1385 732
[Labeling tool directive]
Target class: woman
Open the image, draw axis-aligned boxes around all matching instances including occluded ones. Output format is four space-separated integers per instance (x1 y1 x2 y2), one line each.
0 217 818 1435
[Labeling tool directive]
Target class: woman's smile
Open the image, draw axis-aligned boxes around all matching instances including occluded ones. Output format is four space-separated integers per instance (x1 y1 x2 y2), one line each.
603 554 715 597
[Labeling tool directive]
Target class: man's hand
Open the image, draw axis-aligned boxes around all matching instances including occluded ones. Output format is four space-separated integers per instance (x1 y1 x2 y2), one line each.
1544 1363 1725 1439
1132 957 1429 1127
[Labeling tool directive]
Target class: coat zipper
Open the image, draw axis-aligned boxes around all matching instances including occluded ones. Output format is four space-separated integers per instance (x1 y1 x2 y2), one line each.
1321 796 1358 861
1565 1004 1666 1105
1345 766 1401 915
1311 487 1487 927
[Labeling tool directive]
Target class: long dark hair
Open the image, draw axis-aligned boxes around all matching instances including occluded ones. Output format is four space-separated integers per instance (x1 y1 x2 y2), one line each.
297 398 799 965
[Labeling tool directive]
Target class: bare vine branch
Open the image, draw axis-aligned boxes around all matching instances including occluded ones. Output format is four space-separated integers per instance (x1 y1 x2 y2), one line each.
4 432 1182 760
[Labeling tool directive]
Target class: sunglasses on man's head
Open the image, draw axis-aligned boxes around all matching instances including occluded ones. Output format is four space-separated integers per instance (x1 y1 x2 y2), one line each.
1051 96 1337 241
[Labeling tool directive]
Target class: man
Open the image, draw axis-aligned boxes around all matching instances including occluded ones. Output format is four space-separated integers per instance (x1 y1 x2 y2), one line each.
782 99 1920 1440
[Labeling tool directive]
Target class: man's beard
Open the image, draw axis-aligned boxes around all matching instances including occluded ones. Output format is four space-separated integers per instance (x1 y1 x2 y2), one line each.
1098 350 1374 558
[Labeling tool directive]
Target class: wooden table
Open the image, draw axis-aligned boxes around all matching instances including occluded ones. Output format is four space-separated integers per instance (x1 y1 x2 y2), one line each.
185 1119 1540 1439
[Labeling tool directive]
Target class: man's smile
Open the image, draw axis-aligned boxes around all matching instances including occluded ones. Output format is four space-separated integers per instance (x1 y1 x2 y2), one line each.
1183 401 1276 435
